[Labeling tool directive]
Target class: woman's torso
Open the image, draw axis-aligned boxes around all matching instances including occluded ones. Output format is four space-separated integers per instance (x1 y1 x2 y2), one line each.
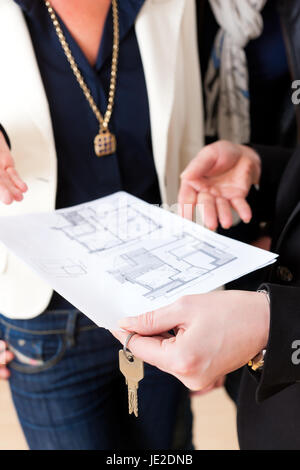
15 0 161 310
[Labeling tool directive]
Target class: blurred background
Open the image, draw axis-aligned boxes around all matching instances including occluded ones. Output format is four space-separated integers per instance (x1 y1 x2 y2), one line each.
0 382 238 450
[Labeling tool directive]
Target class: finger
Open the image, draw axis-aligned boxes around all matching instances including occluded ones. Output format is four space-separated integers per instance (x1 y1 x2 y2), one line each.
0 341 5 364
3 172 24 201
181 145 218 181
5 350 14 363
0 179 14 204
118 302 186 336
112 330 177 372
0 351 14 365
0 366 10 379
231 197 252 224
6 167 28 192
184 179 210 194
0 343 13 365
216 197 233 229
0 173 23 203
197 192 218 231
178 180 197 220
181 141 241 181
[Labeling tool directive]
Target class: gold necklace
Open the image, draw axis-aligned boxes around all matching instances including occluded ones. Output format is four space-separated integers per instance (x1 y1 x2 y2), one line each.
44 0 119 158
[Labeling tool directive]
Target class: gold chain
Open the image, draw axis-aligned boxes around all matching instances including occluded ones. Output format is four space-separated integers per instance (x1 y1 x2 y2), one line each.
44 0 119 131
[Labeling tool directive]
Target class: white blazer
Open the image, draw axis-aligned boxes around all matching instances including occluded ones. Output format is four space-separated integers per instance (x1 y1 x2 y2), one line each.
0 0 204 319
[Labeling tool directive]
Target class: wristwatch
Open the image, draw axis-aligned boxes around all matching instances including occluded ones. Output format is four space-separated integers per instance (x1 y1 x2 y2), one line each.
248 349 266 371
248 289 270 371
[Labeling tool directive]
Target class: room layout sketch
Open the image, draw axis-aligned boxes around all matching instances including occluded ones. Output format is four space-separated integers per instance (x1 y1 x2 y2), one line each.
34 259 87 278
108 233 237 300
51 203 161 254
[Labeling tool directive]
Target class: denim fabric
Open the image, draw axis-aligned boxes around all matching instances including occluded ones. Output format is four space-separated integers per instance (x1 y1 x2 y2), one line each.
0 310 192 450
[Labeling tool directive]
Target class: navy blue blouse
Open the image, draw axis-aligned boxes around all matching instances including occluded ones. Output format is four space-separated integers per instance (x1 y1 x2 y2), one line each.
15 0 161 207
14 0 161 309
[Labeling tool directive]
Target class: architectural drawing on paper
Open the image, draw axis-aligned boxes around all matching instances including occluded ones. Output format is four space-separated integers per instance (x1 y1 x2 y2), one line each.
35 259 87 278
51 203 161 254
108 233 237 300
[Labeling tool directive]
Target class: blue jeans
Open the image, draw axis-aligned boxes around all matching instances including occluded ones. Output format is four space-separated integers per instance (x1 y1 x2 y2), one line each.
0 310 192 450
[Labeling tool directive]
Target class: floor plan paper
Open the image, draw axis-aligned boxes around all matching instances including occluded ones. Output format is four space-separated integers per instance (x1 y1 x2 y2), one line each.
0 192 277 329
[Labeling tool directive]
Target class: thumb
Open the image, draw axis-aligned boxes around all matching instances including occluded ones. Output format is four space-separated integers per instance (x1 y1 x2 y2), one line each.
181 146 217 181
118 302 183 336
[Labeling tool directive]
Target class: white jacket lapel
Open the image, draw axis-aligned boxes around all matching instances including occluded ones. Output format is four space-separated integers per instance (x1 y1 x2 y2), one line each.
135 0 186 182
0 0 54 145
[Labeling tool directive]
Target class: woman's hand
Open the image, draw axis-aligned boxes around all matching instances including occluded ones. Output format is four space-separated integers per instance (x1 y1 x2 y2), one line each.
190 375 225 397
178 141 261 231
0 131 27 204
0 340 14 379
112 290 270 391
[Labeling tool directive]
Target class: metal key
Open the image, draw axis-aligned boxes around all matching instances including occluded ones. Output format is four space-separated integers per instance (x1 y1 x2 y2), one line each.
119 349 144 417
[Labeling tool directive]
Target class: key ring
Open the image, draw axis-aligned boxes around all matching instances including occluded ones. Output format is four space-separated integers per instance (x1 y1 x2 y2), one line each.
123 332 136 362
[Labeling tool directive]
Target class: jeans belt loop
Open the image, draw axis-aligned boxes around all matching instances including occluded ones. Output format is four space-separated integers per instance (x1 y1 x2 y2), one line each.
66 310 78 349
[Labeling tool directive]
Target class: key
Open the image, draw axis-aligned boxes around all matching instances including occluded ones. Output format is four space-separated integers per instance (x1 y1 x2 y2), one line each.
119 349 144 417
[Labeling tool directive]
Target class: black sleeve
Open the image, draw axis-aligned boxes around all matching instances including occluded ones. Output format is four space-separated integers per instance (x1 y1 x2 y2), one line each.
250 283 300 403
0 124 11 149
250 145 294 224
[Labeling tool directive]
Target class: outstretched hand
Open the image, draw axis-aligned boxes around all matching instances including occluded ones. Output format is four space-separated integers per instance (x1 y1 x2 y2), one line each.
178 141 261 230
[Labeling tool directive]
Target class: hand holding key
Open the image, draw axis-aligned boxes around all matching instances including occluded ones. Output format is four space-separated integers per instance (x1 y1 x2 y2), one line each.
113 290 270 392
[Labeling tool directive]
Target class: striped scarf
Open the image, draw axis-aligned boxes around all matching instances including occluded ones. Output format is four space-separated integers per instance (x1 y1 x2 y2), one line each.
205 0 267 143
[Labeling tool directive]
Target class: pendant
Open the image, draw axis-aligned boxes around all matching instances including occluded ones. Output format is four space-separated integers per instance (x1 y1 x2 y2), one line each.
94 129 117 157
